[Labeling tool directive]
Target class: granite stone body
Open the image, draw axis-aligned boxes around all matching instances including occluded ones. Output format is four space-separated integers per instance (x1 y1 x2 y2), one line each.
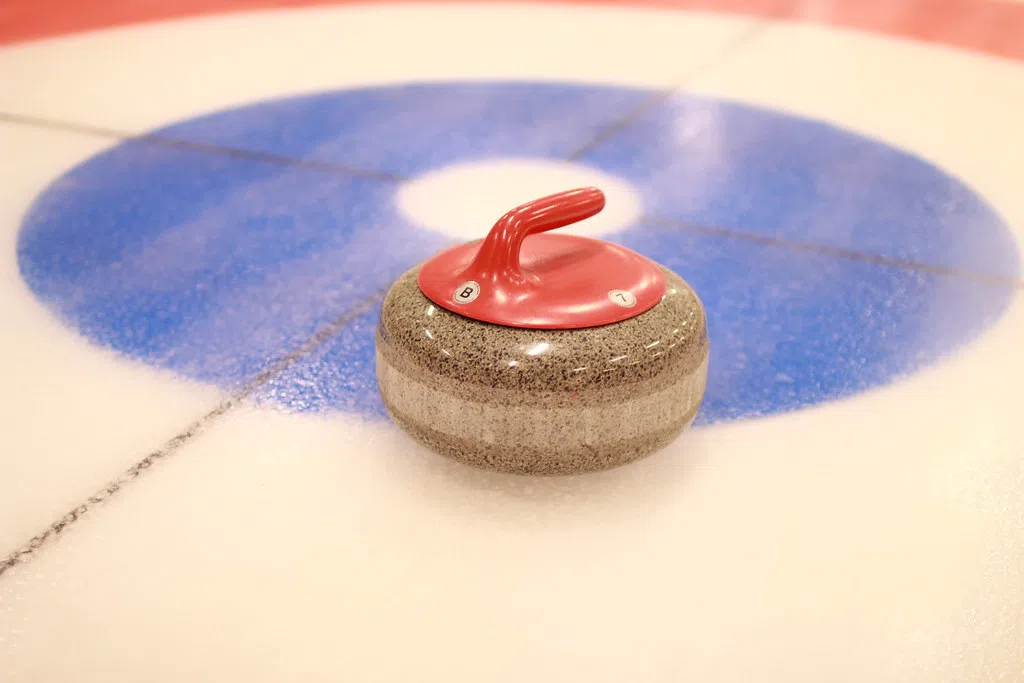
375 264 709 475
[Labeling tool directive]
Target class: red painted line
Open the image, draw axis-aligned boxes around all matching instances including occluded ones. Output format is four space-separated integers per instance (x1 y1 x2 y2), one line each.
0 0 1022 60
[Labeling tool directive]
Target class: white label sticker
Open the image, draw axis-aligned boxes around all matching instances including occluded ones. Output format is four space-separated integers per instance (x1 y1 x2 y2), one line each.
608 289 637 308
453 281 481 304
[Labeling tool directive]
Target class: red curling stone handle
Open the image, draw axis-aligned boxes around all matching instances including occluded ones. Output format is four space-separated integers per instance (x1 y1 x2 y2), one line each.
468 187 606 286
416 186 666 330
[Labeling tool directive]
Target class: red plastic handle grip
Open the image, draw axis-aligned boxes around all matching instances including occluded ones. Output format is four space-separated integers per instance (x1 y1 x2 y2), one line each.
468 187 606 285
416 185 666 329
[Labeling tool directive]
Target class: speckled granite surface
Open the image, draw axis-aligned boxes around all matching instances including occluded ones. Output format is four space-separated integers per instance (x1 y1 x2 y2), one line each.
376 264 709 475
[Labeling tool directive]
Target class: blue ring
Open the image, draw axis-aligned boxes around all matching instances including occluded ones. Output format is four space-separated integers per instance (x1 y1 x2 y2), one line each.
16 82 1020 424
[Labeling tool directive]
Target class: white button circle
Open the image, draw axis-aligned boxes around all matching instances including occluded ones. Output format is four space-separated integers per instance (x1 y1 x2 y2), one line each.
396 158 642 240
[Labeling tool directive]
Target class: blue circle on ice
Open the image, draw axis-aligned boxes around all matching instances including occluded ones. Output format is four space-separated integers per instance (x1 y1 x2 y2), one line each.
16 82 1020 424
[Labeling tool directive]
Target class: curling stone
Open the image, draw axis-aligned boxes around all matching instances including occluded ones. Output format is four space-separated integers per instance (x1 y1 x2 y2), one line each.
375 187 708 475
